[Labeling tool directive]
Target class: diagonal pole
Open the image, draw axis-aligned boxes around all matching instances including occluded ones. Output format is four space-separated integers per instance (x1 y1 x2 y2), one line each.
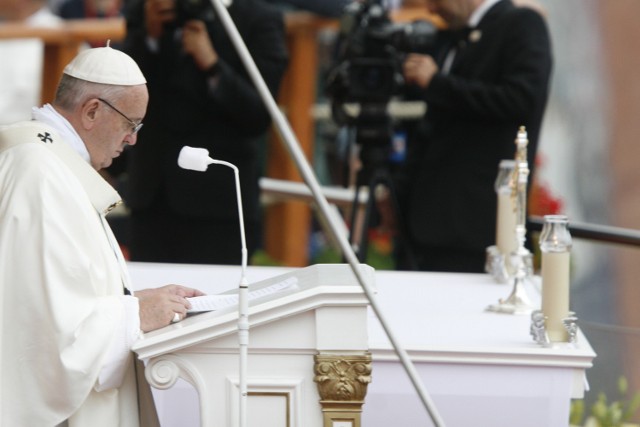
209 1 446 425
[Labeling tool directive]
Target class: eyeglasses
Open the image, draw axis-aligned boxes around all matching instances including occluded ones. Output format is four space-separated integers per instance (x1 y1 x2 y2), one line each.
97 97 144 135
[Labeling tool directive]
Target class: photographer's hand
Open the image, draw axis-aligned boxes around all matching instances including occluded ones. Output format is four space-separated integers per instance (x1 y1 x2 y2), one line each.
182 20 219 71
145 0 175 39
403 54 439 88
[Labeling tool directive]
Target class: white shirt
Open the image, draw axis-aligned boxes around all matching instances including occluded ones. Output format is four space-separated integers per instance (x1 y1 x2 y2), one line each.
469 0 502 28
441 0 502 74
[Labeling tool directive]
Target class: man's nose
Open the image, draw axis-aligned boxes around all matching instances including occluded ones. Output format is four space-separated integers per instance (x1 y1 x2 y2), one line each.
125 133 138 146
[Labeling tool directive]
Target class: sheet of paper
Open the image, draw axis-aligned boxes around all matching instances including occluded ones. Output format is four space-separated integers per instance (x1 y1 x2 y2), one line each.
187 276 298 313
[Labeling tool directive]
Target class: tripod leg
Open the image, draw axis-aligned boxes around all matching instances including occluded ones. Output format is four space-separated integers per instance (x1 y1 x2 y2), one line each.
356 179 380 263
347 184 365 261
383 174 419 270
346 180 378 263
360 168 418 270
343 134 418 268
347 169 392 266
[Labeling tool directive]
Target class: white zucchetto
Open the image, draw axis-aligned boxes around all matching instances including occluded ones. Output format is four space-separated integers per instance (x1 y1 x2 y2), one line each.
63 41 146 86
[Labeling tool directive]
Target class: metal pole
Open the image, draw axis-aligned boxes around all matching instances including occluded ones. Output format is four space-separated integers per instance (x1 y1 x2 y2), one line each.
208 1 445 425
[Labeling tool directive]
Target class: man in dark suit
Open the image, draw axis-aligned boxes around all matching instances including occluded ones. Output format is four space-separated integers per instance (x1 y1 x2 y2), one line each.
395 0 552 272
118 0 289 264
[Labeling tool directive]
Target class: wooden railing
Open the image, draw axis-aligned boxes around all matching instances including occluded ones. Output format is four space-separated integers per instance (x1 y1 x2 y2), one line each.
0 18 125 104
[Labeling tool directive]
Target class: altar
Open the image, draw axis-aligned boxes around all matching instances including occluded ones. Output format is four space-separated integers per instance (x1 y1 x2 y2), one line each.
127 262 596 427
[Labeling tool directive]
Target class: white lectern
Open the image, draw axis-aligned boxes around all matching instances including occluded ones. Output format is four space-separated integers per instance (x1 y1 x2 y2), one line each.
132 264 374 427
129 263 596 427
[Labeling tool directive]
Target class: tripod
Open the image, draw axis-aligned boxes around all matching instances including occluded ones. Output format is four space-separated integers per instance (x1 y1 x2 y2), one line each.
344 104 416 267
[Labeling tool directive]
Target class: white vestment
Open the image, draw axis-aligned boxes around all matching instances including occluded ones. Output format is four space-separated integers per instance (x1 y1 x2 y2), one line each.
0 121 141 426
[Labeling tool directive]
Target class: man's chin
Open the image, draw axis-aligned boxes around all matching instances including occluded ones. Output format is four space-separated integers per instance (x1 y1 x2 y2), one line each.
107 151 123 165
100 158 114 170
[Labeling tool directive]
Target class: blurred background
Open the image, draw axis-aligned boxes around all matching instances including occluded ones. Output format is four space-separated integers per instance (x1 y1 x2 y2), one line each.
2 0 640 422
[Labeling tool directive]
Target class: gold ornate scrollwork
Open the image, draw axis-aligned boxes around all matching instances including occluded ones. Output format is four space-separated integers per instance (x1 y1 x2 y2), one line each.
314 353 372 427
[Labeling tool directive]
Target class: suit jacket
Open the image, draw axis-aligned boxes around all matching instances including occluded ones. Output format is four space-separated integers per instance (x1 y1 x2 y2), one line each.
399 0 552 253
121 0 288 222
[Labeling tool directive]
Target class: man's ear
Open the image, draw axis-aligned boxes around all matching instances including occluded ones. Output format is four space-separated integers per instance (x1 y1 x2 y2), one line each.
81 98 100 130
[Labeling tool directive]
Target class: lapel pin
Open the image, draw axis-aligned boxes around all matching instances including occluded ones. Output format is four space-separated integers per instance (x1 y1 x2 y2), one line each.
469 29 482 43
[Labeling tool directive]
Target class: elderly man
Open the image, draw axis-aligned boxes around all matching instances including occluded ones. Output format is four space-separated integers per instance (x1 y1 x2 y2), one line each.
0 45 203 426
395 0 553 272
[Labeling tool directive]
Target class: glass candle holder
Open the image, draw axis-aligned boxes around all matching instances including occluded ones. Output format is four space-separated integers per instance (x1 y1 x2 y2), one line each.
495 159 517 257
539 214 572 342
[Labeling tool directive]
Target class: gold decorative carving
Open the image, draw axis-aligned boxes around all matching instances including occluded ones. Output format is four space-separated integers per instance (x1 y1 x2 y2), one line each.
314 353 372 427
314 353 372 401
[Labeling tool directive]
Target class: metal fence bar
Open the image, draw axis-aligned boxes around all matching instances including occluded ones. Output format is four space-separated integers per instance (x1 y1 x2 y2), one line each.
528 215 640 247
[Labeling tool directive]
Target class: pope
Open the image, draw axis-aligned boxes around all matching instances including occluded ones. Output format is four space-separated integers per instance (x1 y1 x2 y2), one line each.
0 45 204 426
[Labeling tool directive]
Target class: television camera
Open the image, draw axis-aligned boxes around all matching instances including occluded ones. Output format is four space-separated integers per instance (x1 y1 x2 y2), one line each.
326 0 437 130
325 0 437 264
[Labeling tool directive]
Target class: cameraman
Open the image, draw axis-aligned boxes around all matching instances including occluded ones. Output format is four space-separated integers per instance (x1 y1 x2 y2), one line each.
117 0 288 264
395 0 552 272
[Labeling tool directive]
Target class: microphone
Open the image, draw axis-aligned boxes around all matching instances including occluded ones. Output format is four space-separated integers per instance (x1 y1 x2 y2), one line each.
177 145 250 422
177 146 247 269
177 146 214 172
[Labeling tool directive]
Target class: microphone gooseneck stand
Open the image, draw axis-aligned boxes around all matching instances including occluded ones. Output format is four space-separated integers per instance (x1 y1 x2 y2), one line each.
177 147 250 427
208 1 445 425
222 159 250 427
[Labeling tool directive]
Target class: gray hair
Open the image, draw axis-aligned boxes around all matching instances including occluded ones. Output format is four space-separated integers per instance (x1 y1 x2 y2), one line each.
54 74 131 111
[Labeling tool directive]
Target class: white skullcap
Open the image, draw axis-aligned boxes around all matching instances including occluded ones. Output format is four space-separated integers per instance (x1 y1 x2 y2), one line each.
63 42 146 86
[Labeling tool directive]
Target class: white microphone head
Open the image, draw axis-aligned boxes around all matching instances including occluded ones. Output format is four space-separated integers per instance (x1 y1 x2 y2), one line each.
178 146 212 172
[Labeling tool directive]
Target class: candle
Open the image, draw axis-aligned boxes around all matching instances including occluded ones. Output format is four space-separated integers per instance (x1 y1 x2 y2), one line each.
539 215 572 342
496 191 518 256
541 251 571 341
494 160 517 256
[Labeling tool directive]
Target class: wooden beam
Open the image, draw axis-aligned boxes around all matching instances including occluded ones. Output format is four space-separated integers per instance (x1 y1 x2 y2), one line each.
0 18 125 104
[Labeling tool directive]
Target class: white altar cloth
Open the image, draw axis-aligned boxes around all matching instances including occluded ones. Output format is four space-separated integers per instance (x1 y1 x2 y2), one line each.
127 263 595 427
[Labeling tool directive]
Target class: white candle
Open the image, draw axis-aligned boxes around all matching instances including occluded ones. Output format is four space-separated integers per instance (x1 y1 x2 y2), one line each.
496 191 518 256
541 251 571 342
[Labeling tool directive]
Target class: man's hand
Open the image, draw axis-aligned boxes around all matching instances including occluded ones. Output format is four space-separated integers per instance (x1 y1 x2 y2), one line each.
403 53 439 88
135 285 205 332
182 20 219 71
145 0 176 39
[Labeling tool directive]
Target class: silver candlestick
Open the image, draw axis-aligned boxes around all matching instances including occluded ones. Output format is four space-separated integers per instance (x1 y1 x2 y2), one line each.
486 160 517 283
486 127 535 315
